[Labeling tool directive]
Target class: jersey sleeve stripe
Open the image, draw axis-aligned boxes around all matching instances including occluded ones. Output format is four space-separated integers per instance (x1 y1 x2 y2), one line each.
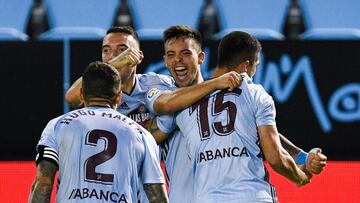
44 147 58 154
44 150 59 160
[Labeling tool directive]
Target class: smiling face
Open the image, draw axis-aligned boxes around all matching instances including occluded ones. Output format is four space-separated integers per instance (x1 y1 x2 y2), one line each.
164 37 204 87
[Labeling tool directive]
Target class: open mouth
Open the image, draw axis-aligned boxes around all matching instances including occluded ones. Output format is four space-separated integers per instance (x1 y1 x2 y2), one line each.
174 66 188 81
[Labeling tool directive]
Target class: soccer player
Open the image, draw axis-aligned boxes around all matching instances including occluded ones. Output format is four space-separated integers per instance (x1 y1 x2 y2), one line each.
29 61 168 203
184 31 310 202
146 27 327 202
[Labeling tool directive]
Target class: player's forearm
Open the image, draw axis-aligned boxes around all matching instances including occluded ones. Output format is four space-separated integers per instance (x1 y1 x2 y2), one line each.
154 79 218 114
143 183 169 203
65 77 83 109
29 179 53 203
259 126 309 186
29 160 57 203
279 133 302 160
269 148 309 186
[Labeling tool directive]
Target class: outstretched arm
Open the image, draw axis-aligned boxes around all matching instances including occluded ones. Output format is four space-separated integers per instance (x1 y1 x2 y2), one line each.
143 183 169 203
65 47 143 109
259 125 311 187
153 71 241 114
29 160 57 203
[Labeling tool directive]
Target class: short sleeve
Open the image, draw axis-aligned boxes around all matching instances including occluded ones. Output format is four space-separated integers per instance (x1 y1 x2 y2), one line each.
255 87 276 126
35 116 62 167
145 88 173 115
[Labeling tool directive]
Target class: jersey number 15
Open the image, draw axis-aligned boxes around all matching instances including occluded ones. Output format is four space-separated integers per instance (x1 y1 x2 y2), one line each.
190 89 242 140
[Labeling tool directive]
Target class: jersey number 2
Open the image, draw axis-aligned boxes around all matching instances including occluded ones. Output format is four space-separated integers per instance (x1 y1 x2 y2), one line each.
84 129 117 184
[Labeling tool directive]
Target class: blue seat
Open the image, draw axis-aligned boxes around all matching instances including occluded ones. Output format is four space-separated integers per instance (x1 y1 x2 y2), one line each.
0 28 29 41
301 0 360 40
131 0 203 40
0 0 32 41
39 0 119 40
213 0 289 40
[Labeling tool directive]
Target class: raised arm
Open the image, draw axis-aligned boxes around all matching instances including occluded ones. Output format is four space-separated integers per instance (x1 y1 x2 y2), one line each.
143 183 169 203
65 77 83 109
258 125 311 187
65 47 142 109
153 71 241 114
29 160 57 203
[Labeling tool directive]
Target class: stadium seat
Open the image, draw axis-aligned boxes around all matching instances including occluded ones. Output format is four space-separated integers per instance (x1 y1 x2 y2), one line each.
213 0 289 40
130 0 203 40
0 0 32 41
301 0 360 40
39 0 119 40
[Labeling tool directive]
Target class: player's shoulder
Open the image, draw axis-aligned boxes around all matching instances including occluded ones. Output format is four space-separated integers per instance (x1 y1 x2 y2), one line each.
137 72 175 87
45 114 66 131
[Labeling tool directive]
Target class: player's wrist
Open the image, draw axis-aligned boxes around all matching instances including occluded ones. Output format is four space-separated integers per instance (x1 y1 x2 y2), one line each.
295 150 308 165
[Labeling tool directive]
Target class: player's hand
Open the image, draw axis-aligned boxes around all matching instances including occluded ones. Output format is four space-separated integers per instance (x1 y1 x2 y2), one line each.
214 71 242 91
306 148 327 174
108 47 143 70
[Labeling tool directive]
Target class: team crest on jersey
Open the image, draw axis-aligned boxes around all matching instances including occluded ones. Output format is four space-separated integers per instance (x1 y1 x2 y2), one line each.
147 88 160 99
139 104 146 113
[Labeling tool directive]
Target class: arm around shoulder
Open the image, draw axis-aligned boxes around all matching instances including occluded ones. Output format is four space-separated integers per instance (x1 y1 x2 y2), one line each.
153 71 241 114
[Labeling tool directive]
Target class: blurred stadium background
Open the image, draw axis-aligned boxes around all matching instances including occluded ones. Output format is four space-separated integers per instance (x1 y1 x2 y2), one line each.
0 0 359 202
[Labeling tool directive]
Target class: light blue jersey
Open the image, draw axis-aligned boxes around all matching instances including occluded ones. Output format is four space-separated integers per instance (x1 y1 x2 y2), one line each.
36 106 164 203
174 73 278 203
146 84 194 203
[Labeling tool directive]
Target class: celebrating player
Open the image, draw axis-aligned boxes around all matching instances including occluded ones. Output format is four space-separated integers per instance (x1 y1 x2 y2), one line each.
29 61 168 203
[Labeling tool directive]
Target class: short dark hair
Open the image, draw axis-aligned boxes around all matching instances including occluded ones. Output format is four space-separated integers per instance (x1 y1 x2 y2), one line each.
163 25 202 51
106 26 140 45
217 31 262 68
82 61 121 103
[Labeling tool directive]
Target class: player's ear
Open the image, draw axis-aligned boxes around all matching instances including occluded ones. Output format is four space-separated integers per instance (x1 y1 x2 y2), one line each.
198 51 205 64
